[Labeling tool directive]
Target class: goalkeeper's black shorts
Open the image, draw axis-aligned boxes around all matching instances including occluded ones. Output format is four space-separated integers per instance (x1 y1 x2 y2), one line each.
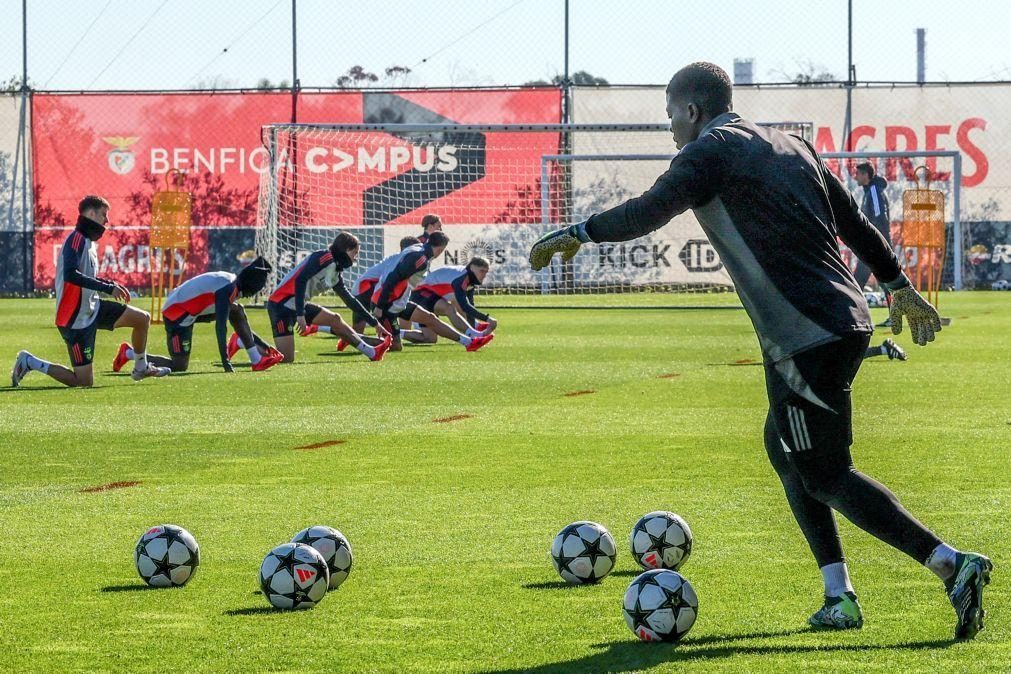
763 333 871 457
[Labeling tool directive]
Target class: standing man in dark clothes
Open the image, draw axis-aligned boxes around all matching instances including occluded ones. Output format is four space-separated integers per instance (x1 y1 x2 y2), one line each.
853 162 892 290
529 62 990 640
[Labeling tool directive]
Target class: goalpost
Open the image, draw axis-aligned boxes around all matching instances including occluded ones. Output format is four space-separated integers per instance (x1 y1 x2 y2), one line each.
255 123 964 307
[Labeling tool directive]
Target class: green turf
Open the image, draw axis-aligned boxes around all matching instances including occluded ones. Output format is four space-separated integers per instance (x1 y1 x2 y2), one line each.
1 293 1009 672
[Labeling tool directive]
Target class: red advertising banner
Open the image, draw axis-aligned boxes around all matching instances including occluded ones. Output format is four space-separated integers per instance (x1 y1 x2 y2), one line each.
32 88 561 288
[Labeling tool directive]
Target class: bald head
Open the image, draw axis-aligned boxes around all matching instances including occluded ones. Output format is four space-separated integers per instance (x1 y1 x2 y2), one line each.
665 62 733 149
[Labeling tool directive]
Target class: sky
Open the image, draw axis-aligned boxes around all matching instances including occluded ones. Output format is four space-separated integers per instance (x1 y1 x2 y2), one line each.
0 0 1009 91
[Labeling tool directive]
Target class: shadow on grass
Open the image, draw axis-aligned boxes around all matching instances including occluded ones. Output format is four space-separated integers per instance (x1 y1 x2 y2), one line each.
101 584 157 593
225 606 279 616
609 569 641 578
523 569 644 590
481 632 953 673
1 385 72 393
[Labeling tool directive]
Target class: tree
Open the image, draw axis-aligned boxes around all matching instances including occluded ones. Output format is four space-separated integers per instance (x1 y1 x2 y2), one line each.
255 78 291 90
771 59 838 86
523 70 609 87
2 76 32 93
334 64 413 88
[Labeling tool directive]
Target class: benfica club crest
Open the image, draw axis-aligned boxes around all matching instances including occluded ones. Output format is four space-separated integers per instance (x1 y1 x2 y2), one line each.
102 136 140 175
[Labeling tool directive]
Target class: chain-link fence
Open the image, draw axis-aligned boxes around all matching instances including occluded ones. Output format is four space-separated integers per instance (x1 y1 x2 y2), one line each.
3 1 1010 293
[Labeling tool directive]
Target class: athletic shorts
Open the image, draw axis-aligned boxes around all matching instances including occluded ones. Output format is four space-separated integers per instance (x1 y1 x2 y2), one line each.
352 288 374 325
58 299 127 367
409 289 442 314
267 301 323 338
763 333 870 457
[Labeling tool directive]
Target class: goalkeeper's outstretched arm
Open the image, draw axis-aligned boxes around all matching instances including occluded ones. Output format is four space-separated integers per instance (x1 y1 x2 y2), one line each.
529 140 722 270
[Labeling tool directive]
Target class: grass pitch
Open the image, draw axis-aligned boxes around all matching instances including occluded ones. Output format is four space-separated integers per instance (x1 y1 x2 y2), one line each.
1 293 1009 672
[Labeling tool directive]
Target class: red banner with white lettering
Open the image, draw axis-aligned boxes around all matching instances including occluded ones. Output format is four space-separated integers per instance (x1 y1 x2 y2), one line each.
31 89 561 288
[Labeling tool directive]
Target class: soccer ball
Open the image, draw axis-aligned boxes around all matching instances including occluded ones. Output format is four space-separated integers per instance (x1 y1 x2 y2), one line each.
134 524 200 588
291 526 353 590
622 569 699 642
864 291 887 307
259 543 330 610
550 521 617 584
629 511 692 571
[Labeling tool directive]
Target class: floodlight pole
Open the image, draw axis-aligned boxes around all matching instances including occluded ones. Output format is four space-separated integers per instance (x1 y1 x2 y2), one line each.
291 0 298 124
20 0 30 293
843 0 854 150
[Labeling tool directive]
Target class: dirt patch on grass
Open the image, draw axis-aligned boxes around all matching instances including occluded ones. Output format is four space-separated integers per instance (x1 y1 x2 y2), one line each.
564 390 596 397
295 439 347 451
657 373 681 379
80 481 141 494
433 414 474 423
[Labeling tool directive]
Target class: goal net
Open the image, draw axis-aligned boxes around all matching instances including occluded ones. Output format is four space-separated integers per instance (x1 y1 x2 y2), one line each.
255 123 963 305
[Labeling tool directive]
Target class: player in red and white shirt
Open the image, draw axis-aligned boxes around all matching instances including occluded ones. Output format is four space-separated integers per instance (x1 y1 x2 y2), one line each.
370 232 493 353
266 231 391 363
405 256 497 344
348 236 419 336
11 196 169 387
111 256 281 373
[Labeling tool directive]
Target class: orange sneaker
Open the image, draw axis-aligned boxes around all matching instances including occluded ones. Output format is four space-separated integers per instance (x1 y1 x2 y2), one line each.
251 351 283 372
370 336 392 362
336 338 349 352
301 324 319 336
475 320 490 331
265 346 284 361
112 342 131 372
466 333 495 352
226 332 241 360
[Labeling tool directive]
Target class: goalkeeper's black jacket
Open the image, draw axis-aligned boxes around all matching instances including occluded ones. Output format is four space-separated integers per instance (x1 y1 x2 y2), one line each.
584 112 902 363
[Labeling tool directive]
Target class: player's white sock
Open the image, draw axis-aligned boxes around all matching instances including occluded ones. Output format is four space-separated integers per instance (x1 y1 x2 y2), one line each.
317 325 332 334
355 340 376 358
235 336 247 349
880 344 888 356
465 327 482 338
820 562 854 597
125 346 137 360
25 353 51 374
457 334 473 347
246 347 262 365
133 352 148 370
925 543 959 581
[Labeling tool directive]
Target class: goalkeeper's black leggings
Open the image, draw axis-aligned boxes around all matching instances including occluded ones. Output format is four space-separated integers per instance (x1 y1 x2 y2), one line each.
763 335 941 569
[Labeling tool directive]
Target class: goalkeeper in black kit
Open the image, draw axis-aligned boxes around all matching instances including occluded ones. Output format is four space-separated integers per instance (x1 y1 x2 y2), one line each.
530 62 990 639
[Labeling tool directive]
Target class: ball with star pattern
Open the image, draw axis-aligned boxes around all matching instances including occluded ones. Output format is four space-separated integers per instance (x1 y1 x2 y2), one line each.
291 525 353 590
622 569 699 642
550 521 617 584
134 524 200 588
629 511 692 571
259 542 330 610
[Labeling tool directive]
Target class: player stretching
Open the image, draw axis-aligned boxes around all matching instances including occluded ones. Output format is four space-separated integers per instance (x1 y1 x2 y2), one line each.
112 257 281 373
406 257 497 344
11 196 169 387
266 232 391 363
348 236 420 337
530 62 990 640
371 232 492 353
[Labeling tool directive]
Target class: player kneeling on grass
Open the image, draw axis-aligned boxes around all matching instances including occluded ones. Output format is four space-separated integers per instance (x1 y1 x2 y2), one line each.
404 257 497 344
113 256 281 374
348 236 419 337
266 231 391 363
370 232 493 353
12 195 168 388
